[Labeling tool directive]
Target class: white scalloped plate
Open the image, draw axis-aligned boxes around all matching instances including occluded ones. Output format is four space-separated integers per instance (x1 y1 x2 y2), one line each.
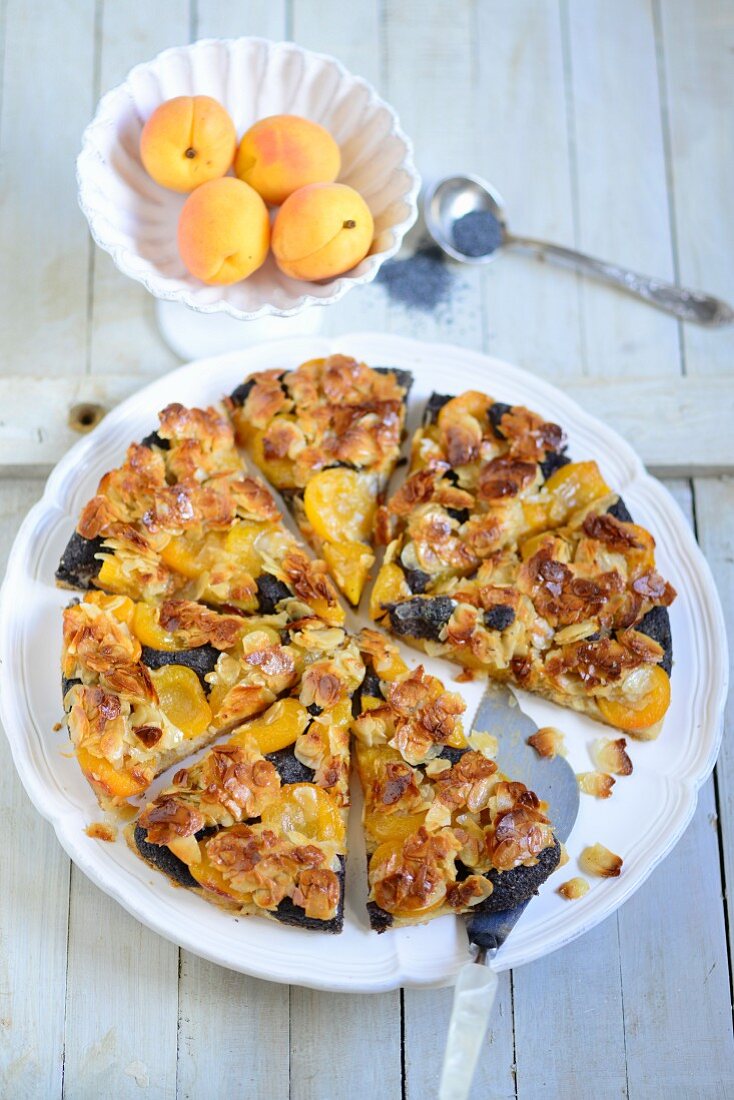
0 334 727 993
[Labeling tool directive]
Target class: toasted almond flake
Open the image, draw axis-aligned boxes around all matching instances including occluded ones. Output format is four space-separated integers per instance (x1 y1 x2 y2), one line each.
577 771 616 799
425 758 452 777
85 822 117 842
52 722 62 732
528 726 566 759
558 876 589 900
468 731 498 759
579 842 623 878
454 669 475 683
591 736 633 776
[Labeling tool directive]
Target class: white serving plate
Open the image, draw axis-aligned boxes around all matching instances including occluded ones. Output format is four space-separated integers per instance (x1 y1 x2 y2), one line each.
0 334 727 993
76 38 420 321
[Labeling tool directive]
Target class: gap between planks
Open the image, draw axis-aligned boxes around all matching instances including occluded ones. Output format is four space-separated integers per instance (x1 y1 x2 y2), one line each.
0 372 730 478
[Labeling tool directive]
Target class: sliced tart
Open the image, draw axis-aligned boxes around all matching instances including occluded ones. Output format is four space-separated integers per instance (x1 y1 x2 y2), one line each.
353 630 560 930
129 620 364 932
62 594 361 810
56 401 344 626
226 354 412 606
371 391 676 735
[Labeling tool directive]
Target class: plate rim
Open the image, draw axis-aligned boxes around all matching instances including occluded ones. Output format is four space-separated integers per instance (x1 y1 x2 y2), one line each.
0 332 728 992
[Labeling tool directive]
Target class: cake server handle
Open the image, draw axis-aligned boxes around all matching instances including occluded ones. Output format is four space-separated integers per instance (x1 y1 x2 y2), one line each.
438 957 498 1100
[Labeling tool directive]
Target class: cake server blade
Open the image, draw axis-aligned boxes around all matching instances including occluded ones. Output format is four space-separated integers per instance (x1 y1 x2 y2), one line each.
439 683 580 1100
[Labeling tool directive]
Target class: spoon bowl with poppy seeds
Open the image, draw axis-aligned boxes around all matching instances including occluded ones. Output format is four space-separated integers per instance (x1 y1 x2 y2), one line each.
424 173 733 325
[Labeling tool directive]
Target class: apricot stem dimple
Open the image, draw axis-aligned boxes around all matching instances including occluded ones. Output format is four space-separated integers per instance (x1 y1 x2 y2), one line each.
343 219 356 229
184 147 196 158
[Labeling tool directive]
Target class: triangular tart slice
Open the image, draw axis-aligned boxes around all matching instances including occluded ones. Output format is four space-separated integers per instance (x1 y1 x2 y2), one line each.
352 630 560 931
55 401 344 626
371 390 675 735
226 354 412 606
128 622 364 932
62 589 361 809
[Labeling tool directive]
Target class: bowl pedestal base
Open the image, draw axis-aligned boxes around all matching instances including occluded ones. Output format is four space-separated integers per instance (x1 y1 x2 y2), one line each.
155 299 324 360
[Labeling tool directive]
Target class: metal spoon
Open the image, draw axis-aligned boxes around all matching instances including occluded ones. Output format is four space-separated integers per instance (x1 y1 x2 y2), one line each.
424 174 734 326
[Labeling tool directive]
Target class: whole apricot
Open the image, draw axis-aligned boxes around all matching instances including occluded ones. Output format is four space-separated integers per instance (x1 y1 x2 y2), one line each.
235 115 341 206
177 177 270 285
272 183 374 281
140 95 236 193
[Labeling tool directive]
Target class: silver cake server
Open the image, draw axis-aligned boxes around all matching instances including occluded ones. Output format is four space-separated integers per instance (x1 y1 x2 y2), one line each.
438 683 580 1100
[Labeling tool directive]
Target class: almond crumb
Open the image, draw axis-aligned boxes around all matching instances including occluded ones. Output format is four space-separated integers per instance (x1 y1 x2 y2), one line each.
454 669 475 683
591 736 633 776
558 876 589 900
579 842 623 878
577 771 616 799
527 726 566 759
52 722 62 732
85 822 117 842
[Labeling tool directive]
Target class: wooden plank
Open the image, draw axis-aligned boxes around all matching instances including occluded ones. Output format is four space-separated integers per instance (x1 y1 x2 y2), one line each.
0 372 730 477
618 479 733 1096
694 478 734 980
474 0 584 377
168 7 294 1098
656 0 734 378
290 987 402 1100
62 871 179 1100
404 973 516 1100
0 481 70 1099
87 0 189 379
291 0 389 340
565 0 680 379
0 0 96 378
381 0 484 351
176 955 289 1099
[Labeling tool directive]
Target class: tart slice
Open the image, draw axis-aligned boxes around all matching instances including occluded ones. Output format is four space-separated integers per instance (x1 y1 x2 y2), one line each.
226 354 412 606
129 621 364 932
353 630 560 931
62 594 360 810
371 391 676 735
55 401 344 626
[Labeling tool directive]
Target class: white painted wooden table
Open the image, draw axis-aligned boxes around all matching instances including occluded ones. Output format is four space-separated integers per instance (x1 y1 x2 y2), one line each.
1 2 733 1096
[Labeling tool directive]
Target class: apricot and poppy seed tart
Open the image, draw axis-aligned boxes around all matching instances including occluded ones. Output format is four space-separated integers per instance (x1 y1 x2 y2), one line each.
371 391 675 736
226 354 412 606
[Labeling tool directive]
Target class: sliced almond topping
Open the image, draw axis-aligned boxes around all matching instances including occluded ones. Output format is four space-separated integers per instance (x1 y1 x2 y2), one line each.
577 771 616 799
558 876 589 900
527 726 566 759
591 736 633 776
579 842 623 878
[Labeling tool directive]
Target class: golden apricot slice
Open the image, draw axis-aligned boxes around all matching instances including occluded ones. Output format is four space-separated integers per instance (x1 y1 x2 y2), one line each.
272 183 374 282
96 555 138 598
229 698 310 755
178 177 270 285
76 748 150 801
140 95 236 193
597 665 671 732
364 810 428 846
235 114 341 206
247 427 298 490
150 665 212 738
261 783 346 847
83 591 135 626
544 461 611 519
369 837 447 916
369 562 410 622
131 602 178 651
304 467 376 544
190 851 241 901
321 540 374 607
